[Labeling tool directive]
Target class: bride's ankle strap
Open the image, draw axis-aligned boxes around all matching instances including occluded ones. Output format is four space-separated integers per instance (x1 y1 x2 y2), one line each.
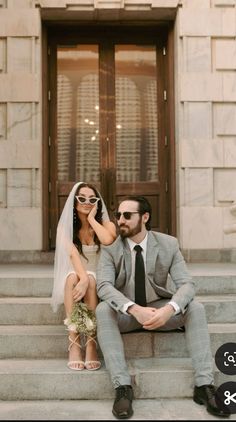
68 334 81 351
85 336 97 347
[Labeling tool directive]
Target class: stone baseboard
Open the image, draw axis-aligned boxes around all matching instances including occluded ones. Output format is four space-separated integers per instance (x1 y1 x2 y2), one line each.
182 248 236 263
1 248 236 263
0 251 55 264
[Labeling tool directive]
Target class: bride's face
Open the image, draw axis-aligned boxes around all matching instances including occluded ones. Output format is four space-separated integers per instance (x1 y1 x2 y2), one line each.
75 186 98 216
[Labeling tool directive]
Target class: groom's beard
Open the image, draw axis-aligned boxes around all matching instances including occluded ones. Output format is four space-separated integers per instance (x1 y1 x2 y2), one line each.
119 216 142 239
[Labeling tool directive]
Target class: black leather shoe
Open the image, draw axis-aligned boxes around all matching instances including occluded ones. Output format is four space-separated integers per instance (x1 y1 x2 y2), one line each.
193 385 230 418
112 385 134 419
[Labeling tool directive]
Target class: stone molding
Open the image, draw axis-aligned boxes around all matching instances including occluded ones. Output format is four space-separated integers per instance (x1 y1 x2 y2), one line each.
34 0 180 21
34 0 180 9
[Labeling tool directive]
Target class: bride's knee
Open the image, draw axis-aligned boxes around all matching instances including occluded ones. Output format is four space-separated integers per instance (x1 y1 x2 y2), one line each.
87 275 96 291
65 273 78 289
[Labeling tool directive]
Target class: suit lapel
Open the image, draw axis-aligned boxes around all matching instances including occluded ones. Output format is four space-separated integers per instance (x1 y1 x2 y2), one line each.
123 238 132 281
146 231 159 277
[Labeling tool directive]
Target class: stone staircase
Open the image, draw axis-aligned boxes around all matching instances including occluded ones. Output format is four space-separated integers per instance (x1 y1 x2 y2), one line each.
0 263 236 403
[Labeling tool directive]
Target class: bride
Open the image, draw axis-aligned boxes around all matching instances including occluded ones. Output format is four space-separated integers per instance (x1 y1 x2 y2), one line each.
51 182 116 371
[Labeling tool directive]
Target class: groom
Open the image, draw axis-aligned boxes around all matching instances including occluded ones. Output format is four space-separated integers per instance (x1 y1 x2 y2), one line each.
95 195 230 419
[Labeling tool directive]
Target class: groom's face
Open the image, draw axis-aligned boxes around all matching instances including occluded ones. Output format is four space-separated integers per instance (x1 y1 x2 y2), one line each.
117 200 142 239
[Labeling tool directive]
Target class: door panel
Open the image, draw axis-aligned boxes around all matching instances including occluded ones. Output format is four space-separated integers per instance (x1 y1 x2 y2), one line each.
115 44 161 229
57 44 101 216
115 45 158 183
47 27 174 248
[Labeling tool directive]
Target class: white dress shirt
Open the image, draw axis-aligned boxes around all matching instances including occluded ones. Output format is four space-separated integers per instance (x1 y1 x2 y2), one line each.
122 234 180 315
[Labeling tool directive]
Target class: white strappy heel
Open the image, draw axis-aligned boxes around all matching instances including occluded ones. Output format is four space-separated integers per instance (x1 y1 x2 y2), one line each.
67 334 85 371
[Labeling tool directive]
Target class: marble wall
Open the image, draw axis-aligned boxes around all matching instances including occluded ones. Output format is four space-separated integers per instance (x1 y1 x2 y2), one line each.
0 0 235 260
176 1 236 258
0 1 42 250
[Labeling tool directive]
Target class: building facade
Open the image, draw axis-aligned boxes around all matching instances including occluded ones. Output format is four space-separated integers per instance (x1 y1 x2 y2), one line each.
0 0 236 262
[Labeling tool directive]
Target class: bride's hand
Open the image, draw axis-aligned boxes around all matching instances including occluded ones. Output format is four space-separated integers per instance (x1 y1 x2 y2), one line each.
72 276 89 302
87 203 97 222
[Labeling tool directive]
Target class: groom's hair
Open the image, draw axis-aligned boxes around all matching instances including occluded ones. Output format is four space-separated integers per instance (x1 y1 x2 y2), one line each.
121 195 152 230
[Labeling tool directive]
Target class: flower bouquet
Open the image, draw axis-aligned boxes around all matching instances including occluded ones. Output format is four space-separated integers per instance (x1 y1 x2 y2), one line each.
64 302 97 337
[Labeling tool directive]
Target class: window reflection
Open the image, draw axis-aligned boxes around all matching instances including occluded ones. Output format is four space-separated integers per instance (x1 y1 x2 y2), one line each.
56 44 158 184
115 45 158 182
57 46 99 182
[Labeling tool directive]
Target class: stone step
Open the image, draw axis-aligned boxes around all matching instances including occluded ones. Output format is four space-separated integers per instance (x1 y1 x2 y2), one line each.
194 276 236 295
0 263 235 414
198 294 236 323
0 323 235 359
0 263 236 297
0 295 235 325
1 275 236 297
0 264 52 297
2 398 236 421
0 358 231 401
187 262 236 295
0 297 64 325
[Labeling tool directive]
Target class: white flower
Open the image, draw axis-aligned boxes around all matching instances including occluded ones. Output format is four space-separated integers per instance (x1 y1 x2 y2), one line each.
64 318 77 333
85 317 95 330
67 323 77 332
64 318 70 326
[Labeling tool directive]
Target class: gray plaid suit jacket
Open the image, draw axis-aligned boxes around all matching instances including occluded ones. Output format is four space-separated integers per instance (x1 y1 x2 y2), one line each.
96 231 195 314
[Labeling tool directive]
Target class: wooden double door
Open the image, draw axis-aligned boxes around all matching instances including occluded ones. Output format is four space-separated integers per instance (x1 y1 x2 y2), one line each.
46 26 175 249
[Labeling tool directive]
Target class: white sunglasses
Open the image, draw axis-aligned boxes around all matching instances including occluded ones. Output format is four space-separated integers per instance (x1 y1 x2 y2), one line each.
75 195 100 205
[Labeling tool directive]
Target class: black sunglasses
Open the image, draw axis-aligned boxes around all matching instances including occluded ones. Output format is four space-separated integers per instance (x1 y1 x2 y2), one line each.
114 211 140 220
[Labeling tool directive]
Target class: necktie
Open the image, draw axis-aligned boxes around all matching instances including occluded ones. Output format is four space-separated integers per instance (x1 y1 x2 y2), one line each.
134 245 147 307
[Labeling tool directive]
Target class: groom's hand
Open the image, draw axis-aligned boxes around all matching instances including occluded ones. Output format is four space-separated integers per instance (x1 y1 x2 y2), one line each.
142 304 175 330
127 304 157 325
127 303 175 329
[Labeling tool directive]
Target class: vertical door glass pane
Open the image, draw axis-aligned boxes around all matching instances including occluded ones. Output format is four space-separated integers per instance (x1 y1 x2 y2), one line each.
57 45 100 182
115 45 158 182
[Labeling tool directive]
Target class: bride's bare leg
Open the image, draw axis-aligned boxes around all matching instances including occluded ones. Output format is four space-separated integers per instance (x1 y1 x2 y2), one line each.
83 275 101 370
64 273 84 370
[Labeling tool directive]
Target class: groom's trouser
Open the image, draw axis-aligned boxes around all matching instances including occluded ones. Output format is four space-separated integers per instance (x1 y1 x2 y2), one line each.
96 299 214 389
